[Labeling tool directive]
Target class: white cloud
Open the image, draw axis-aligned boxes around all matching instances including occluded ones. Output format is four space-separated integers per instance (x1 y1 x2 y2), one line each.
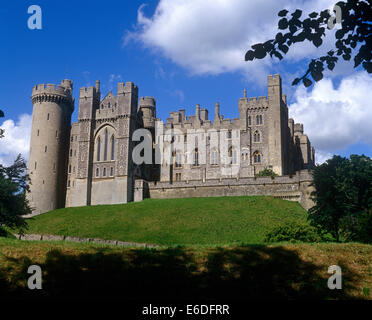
315 150 333 165
125 0 336 81
0 114 32 166
289 72 372 159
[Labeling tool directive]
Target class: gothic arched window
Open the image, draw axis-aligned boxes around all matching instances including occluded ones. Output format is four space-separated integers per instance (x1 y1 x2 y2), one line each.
247 115 252 126
254 131 261 143
253 151 262 164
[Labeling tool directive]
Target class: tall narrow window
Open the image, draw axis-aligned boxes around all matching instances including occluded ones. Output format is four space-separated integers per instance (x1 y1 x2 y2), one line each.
97 137 101 161
193 149 199 167
175 152 182 168
104 129 108 161
47 113 50 120
110 167 114 176
96 168 99 177
103 167 106 177
211 150 219 165
229 147 237 164
256 115 263 125
248 116 251 126
111 135 115 160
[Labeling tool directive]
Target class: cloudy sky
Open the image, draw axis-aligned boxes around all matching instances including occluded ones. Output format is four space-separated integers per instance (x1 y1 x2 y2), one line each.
1 0 371 166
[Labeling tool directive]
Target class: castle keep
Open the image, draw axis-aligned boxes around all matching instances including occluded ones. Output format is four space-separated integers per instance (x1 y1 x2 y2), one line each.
27 74 315 215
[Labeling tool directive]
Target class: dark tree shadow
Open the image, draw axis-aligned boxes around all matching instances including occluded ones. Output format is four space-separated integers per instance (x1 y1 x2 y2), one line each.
0 245 365 300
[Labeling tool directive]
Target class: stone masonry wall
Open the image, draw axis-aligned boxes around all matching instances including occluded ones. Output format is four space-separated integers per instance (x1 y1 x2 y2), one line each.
135 170 314 210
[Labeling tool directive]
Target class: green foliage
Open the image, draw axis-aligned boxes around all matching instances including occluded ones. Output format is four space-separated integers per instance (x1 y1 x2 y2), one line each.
255 168 278 179
0 154 31 233
17 196 307 245
339 209 372 243
245 1 372 87
0 109 4 117
309 154 372 243
264 222 322 243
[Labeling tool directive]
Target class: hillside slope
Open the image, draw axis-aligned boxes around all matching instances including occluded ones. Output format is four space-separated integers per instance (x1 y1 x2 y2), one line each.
21 196 307 245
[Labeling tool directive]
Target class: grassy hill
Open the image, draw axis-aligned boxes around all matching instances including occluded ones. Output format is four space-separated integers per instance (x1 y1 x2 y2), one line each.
20 196 307 245
0 238 371 299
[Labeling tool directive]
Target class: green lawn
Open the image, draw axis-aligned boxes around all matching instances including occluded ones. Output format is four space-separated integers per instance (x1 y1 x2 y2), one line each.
19 196 307 245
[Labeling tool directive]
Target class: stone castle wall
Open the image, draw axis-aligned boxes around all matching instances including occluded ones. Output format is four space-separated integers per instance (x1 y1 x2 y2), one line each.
134 170 314 210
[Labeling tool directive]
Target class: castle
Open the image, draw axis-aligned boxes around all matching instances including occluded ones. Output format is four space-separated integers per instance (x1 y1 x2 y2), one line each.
27 74 315 215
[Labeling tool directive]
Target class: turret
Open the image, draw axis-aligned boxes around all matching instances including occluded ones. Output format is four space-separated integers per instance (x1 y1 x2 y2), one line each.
195 104 200 120
139 96 156 129
214 102 220 121
28 80 74 215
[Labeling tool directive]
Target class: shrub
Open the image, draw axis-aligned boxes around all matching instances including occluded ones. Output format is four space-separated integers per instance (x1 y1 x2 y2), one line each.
264 222 322 243
255 168 278 179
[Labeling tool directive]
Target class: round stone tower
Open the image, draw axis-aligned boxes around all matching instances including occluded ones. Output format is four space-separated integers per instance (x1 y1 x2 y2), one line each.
27 80 74 215
139 96 156 129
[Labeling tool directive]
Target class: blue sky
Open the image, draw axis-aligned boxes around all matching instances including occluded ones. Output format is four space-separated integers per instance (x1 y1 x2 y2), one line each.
0 0 371 165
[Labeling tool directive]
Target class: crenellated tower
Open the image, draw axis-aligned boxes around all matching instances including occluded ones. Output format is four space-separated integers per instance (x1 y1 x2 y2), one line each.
28 80 74 214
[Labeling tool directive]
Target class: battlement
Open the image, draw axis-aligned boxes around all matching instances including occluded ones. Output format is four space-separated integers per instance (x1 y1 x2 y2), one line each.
267 74 281 86
79 86 95 98
117 81 138 95
32 80 73 98
245 96 268 106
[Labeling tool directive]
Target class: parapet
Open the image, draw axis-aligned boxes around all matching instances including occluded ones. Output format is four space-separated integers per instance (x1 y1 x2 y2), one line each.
139 96 156 108
117 81 138 95
33 81 72 97
32 80 73 105
294 123 304 134
61 79 73 89
79 86 95 99
267 74 281 86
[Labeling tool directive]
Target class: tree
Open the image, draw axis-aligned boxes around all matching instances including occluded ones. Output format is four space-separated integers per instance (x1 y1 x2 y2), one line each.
245 0 372 87
0 154 31 234
309 155 372 242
